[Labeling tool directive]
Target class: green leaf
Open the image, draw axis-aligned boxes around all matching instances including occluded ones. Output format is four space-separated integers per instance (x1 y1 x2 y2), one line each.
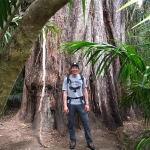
0 0 7 22
82 0 85 25
118 61 126 82
4 34 8 43
126 129 149 150
120 63 128 83
69 0 72 20
0 11 3 29
92 50 110 66
131 15 150 29
11 0 16 7
102 55 116 80
117 0 138 12
5 0 11 15
45 22 62 45
130 67 135 84
92 0 95 10
98 53 115 77
87 50 101 65
95 54 109 77
143 66 150 85
135 138 146 150
123 63 130 83
142 137 150 149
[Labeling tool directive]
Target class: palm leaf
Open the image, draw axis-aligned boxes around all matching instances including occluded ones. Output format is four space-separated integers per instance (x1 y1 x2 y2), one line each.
102 55 116 80
82 0 85 25
69 0 86 25
142 137 150 149
131 15 150 29
60 41 146 83
117 61 127 82
117 0 138 12
117 0 150 30
127 129 150 150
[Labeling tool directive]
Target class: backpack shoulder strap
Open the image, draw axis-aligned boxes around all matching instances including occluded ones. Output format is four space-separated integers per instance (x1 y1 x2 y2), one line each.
67 74 84 83
80 74 84 88
80 74 84 82
67 75 70 91
67 75 70 84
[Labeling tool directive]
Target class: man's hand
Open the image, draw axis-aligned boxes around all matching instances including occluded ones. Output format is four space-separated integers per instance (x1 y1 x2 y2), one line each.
64 106 69 114
85 105 90 113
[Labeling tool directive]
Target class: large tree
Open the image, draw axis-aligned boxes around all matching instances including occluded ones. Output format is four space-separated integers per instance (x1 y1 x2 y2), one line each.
0 0 70 114
17 0 126 132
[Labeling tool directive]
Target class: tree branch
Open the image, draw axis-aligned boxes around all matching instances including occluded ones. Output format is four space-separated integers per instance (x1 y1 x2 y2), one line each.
0 0 70 115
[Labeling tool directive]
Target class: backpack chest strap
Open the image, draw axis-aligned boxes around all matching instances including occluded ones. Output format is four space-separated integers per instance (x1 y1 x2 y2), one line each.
67 96 83 99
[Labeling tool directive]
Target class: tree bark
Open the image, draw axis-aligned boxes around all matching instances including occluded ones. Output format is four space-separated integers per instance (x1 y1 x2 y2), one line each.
18 0 126 132
0 0 70 114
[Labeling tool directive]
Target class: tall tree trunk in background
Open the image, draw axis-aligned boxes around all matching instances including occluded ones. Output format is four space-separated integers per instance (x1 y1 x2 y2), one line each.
17 0 125 132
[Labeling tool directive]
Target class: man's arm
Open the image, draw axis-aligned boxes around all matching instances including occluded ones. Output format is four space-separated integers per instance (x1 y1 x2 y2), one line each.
63 90 69 114
83 88 90 113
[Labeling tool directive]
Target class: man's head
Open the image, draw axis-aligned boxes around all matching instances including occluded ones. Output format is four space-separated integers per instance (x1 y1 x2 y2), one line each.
70 63 79 76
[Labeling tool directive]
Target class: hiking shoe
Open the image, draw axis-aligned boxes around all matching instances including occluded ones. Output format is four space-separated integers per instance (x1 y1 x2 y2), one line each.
87 143 95 150
70 141 76 149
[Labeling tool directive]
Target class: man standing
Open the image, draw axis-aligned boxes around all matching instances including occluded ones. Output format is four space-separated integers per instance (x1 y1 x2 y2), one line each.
62 63 95 150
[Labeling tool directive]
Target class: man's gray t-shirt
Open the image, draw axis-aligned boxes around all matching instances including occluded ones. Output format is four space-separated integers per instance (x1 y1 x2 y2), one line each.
62 74 87 105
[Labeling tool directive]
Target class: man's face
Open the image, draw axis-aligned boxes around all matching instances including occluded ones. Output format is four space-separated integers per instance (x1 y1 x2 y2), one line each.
71 66 79 75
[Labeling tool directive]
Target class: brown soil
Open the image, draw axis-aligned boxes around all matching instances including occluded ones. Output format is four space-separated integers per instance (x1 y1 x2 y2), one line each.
0 108 144 150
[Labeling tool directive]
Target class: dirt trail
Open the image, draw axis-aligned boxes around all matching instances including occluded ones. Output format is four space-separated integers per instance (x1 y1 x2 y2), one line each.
0 109 140 150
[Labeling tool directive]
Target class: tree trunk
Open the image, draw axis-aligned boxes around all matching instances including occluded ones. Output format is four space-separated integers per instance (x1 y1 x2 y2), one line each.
17 0 126 132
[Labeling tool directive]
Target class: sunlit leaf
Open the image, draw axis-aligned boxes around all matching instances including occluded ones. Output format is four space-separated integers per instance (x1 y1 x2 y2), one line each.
69 0 72 20
117 0 138 12
82 0 85 25
131 15 150 29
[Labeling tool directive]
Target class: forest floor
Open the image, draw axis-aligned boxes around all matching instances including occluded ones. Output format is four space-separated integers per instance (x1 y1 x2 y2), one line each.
0 108 146 150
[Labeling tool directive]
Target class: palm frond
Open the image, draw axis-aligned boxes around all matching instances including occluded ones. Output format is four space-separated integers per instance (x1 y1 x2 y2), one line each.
60 41 147 84
117 0 138 12
41 22 62 46
132 15 150 29
60 40 150 125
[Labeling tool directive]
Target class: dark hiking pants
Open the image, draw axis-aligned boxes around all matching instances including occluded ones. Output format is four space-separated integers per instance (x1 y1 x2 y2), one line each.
67 104 93 143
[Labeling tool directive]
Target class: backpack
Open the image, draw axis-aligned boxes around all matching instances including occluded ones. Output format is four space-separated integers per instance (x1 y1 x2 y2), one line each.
67 74 84 86
67 74 84 101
